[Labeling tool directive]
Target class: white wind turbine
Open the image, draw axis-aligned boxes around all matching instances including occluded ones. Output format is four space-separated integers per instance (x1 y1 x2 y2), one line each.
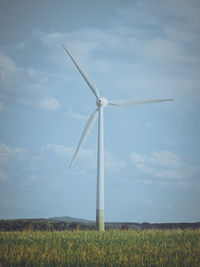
62 44 173 231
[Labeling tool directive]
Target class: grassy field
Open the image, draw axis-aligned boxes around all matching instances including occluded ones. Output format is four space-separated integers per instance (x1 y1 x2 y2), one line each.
0 229 199 266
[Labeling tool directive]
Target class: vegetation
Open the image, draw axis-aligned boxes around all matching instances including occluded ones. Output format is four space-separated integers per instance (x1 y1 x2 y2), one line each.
1 219 200 232
0 219 96 232
0 229 199 266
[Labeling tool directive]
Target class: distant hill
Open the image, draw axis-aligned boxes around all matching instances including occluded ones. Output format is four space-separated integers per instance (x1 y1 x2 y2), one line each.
48 216 94 224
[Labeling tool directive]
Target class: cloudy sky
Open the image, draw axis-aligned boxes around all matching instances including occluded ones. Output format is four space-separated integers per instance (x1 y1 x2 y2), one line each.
0 0 200 222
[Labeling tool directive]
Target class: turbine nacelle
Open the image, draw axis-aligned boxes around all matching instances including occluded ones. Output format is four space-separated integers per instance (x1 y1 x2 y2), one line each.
96 97 108 107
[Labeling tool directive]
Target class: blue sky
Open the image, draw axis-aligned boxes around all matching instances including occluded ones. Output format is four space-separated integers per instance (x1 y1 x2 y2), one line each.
0 0 200 222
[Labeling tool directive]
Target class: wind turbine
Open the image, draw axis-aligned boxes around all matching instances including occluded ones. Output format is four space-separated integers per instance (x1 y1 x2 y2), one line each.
62 44 173 231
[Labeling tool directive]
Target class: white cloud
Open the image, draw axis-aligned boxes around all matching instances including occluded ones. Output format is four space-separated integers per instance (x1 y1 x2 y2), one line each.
0 143 26 164
65 108 88 121
148 151 182 169
1 0 200 115
38 97 60 111
104 150 125 173
41 144 96 169
0 142 199 201
131 153 147 165
1 0 199 115
37 13 199 102
0 142 126 187
0 51 20 86
130 150 198 181
43 144 74 157
0 50 53 109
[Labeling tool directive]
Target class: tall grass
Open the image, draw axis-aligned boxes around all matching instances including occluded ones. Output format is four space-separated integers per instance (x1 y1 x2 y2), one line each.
0 229 199 266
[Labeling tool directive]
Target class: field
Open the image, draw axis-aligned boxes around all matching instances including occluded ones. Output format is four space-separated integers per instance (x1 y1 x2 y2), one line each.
0 229 199 266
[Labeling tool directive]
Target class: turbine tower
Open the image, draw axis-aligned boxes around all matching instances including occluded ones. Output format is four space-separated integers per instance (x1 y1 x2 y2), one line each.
62 44 173 231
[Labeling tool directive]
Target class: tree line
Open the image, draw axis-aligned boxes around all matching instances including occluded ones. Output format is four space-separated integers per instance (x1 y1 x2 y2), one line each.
0 219 199 231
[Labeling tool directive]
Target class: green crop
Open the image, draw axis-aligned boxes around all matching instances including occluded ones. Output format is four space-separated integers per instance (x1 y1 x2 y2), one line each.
0 229 199 266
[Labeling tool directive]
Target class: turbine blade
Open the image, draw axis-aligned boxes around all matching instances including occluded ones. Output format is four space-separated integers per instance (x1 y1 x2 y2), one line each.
108 98 174 107
62 44 100 99
69 109 99 168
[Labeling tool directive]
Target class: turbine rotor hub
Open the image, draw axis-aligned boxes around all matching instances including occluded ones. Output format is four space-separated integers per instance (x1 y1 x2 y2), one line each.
96 97 108 107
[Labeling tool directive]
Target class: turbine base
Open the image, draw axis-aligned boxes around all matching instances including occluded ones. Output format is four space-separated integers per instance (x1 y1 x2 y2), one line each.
96 209 104 231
